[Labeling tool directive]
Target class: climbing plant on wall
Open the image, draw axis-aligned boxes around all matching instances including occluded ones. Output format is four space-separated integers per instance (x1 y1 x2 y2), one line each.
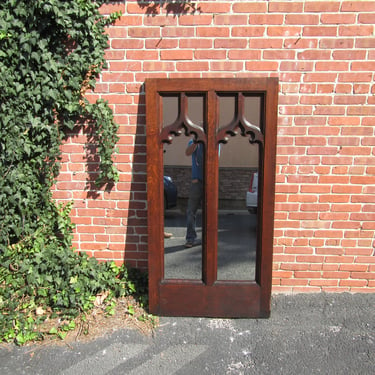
0 0 120 250
0 0 126 344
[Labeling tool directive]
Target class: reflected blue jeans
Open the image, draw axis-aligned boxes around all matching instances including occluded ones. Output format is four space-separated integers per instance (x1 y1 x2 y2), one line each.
186 180 203 243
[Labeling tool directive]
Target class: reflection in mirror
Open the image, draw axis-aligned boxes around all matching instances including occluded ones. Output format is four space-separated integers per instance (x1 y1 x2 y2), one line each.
218 95 236 127
217 137 259 281
243 95 262 127
162 96 179 127
187 95 204 125
163 136 204 280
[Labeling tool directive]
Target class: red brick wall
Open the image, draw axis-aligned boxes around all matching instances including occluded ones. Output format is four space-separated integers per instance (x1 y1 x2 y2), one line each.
52 1 375 292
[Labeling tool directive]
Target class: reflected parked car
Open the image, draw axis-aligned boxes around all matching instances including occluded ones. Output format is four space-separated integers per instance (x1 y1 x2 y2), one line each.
164 176 177 209
246 172 258 214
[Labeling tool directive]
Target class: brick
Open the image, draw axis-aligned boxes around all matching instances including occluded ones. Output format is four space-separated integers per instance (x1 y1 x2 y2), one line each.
295 271 321 279
266 51 298 63
178 14 212 26
319 195 349 203
214 39 247 49
101 72 134 83
301 95 332 105
211 61 244 71
319 38 354 49
228 50 261 60
355 256 375 264
197 27 229 37
295 136 327 146
289 156 321 165
214 15 248 25
297 50 331 60
322 156 353 165
176 61 209 71
304 2 340 12
358 13 375 24
107 27 127 38
99 3 125 14
356 38 375 48
328 116 360 125
340 264 369 272
267 26 301 37
160 50 193 60
284 38 319 50
144 15 177 27
104 50 126 60
128 27 160 38
180 39 212 48
300 203 330 212
287 176 319 185
126 50 159 60
300 185 331 193
281 279 309 286
280 61 314 71
114 15 142 27
285 14 319 25
347 105 375 116
279 105 312 115
341 1 375 11
198 2 231 13
282 83 301 93
339 25 374 37
352 62 375 72
288 194 318 203
196 50 227 60
245 61 279 71
315 61 349 71
272 270 294 278
314 106 346 115
250 39 284 49
145 38 178 49
249 14 284 25
316 247 345 255
303 26 337 36
303 72 338 82
127 3 159 14
351 272 375 280
162 27 195 38
339 280 368 287
310 279 338 286
232 2 267 13
331 203 361 212
232 27 265 37
332 50 367 60
320 13 356 24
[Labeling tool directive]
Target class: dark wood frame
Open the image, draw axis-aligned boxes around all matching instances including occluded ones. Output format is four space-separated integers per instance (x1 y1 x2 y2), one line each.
146 78 278 318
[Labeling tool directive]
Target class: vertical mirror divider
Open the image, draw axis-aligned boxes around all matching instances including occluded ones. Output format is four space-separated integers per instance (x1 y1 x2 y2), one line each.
204 90 218 286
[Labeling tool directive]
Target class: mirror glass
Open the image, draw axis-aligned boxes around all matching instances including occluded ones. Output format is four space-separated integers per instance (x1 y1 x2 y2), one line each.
216 94 261 281
162 96 179 126
162 95 205 280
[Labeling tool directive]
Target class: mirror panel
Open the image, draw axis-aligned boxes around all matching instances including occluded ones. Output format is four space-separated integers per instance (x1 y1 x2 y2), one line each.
163 137 205 280
187 95 204 125
244 95 262 127
217 138 259 281
218 95 236 127
162 96 179 127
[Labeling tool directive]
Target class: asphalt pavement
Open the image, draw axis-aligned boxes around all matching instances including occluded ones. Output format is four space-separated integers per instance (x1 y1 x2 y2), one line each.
1 293 374 374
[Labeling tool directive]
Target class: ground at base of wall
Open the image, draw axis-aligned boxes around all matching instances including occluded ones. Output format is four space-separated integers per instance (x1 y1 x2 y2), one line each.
2 296 157 348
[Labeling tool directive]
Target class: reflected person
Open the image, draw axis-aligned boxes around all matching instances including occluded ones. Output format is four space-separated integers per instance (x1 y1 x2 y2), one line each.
185 139 203 248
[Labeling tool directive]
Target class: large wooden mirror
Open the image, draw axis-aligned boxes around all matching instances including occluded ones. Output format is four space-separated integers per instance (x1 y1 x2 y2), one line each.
146 78 278 317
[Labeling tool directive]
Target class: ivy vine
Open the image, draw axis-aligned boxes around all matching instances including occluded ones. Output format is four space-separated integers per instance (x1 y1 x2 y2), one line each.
0 0 125 344
0 0 120 249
